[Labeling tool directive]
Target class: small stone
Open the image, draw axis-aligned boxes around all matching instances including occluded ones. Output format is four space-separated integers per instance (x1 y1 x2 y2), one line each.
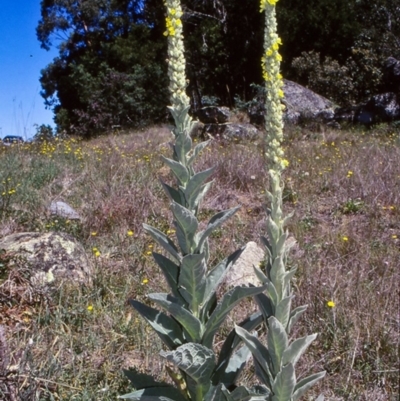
50 201 81 220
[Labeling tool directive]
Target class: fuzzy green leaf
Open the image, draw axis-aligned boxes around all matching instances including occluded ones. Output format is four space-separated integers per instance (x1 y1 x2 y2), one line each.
275 296 292 330
266 217 280 255
275 232 288 256
170 202 198 254
271 363 296 401
129 300 183 349
282 211 295 228
123 370 169 389
184 167 216 210
287 305 308 334
179 253 207 311
175 127 192 156
188 140 210 166
160 179 185 206
216 345 250 387
148 293 202 342
152 252 182 302
267 316 288 375
292 371 326 401
269 255 285 301
214 312 263 385
230 386 271 401
282 334 317 367
143 224 181 262
161 343 215 400
253 265 268 284
191 181 213 212
202 285 267 348
234 325 273 388
118 386 187 401
196 206 240 252
254 292 274 322
282 268 297 297
260 235 273 256
202 248 243 319
162 156 189 185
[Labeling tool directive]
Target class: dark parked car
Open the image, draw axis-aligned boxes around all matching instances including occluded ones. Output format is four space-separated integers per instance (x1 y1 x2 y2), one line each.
2 135 24 145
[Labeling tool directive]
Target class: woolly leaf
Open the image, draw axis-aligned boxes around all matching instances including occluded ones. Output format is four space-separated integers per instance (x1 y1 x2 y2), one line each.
184 167 216 210
161 156 189 185
118 386 187 401
152 252 182 302
275 296 292 330
160 179 184 206
230 385 271 401
234 326 273 388
287 305 308 334
267 316 288 375
196 207 241 252
161 343 215 400
202 285 267 348
214 312 263 386
179 253 207 311
292 371 326 401
143 224 181 262
129 300 183 349
148 293 202 342
271 363 296 401
188 140 210 166
282 334 317 367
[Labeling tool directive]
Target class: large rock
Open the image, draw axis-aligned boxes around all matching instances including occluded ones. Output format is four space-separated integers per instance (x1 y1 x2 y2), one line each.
225 242 264 287
202 123 260 141
196 106 231 124
0 232 92 286
249 79 336 126
355 92 400 124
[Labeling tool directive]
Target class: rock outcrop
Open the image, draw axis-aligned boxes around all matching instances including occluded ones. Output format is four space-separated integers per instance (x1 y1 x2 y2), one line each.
0 232 92 286
249 79 336 127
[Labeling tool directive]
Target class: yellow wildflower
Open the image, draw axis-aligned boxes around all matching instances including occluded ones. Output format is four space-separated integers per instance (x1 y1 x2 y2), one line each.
342 236 349 241
327 301 335 308
87 305 94 312
142 278 149 284
127 230 134 236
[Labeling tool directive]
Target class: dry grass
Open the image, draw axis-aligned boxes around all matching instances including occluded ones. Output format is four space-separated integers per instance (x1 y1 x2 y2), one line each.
0 123 399 400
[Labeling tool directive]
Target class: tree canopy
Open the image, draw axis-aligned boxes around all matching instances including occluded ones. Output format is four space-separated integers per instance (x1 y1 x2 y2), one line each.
37 0 400 136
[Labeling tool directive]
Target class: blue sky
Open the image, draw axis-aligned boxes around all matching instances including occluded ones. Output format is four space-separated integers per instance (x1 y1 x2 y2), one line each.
0 1 58 139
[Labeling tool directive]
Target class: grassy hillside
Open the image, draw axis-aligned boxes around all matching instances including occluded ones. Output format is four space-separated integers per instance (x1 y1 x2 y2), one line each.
0 124 399 400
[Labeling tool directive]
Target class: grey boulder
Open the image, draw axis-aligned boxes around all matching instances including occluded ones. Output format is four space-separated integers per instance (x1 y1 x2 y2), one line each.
0 232 92 286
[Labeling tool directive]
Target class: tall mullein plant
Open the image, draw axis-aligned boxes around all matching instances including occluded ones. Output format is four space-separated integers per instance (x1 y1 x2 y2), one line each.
235 1 326 400
120 1 269 400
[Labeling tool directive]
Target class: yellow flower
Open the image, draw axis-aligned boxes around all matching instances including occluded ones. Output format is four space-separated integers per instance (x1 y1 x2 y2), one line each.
127 230 134 236
94 251 101 257
142 278 149 284
91 232 97 236
87 305 94 312
392 234 397 239
327 300 335 308
342 236 349 241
